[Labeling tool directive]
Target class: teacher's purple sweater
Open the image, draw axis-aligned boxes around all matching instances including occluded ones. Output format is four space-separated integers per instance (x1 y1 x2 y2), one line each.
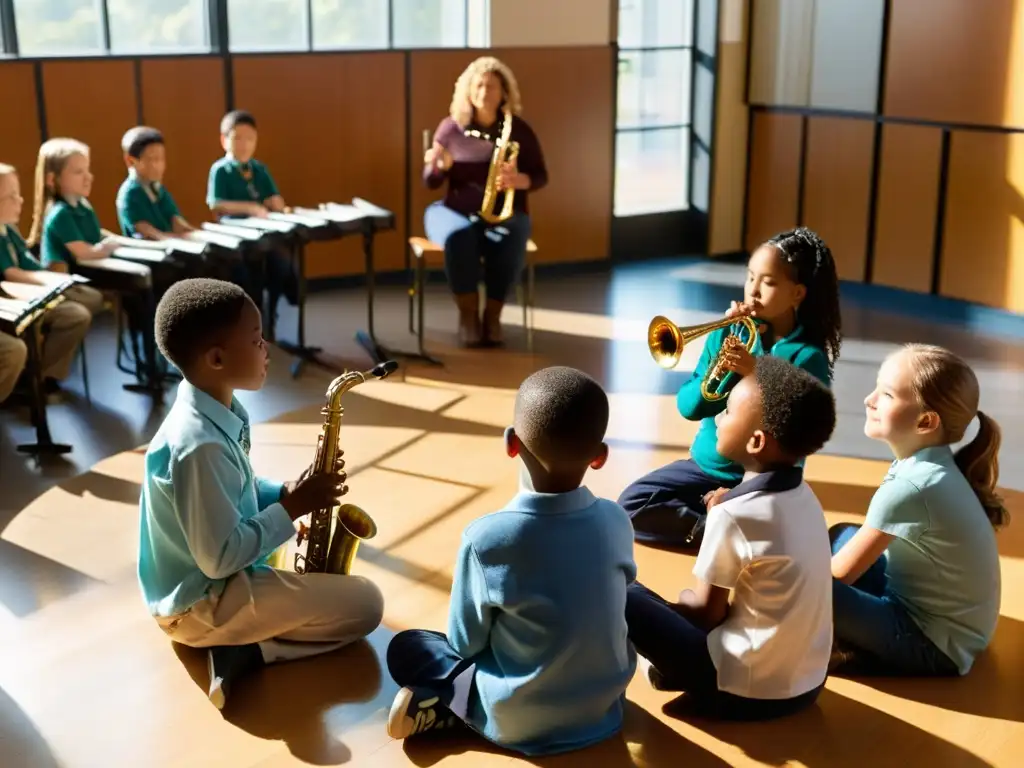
424 115 548 216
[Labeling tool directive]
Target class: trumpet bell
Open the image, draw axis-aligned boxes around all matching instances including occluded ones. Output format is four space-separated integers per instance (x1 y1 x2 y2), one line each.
648 315 684 369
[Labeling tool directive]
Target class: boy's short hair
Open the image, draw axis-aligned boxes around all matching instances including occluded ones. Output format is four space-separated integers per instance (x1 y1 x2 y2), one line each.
220 110 257 136
514 366 609 464
155 278 250 370
753 356 836 459
121 126 164 158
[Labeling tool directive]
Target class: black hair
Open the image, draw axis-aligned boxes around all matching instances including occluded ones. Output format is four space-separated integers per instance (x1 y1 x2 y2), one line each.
121 126 164 159
514 366 609 464
764 227 842 376
220 110 257 136
754 355 836 460
155 278 250 370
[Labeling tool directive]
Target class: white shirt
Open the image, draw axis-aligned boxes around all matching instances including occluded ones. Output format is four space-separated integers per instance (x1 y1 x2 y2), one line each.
693 467 832 699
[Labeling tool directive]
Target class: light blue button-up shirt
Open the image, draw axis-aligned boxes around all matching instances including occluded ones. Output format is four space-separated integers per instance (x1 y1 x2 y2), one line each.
449 486 637 755
137 381 295 617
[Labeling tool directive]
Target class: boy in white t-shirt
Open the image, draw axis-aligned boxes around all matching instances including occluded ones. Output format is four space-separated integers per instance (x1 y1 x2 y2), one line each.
625 356 836 720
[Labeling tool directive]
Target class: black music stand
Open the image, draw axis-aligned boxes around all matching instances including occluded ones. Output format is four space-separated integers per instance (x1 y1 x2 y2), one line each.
352 200 442 368
274 238 324 378
17 320 72 457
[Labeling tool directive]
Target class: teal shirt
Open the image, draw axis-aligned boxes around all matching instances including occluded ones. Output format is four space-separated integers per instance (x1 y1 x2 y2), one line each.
0 224 43 276
41 197 103 268
206 155 279 209
116 171 181 236
678 325 831 483
449 487 636 755
138 381 293 618
865 445 1001 675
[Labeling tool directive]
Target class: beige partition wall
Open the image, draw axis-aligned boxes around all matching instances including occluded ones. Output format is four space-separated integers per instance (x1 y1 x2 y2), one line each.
489 0 614 46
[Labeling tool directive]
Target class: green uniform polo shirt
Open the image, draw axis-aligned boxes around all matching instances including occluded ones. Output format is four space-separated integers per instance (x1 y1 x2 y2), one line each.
206 156 279 210
116 171 182 237
41 197 103 268
0 224 43 276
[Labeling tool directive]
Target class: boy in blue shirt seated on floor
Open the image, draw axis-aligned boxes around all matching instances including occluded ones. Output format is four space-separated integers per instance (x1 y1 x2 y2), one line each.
206 110 298 319
139 278 383 710
385 366 637 756
116 126 196 241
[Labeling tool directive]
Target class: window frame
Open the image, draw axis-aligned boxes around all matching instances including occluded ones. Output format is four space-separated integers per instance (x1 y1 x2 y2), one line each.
0 0 476 58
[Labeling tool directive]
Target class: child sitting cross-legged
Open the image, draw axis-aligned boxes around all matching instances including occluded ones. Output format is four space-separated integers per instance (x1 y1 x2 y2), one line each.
139 278 384 710
626 355 836 720
385 366 637 756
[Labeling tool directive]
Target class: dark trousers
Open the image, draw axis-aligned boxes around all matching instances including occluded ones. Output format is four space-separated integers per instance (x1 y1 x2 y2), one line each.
830 523 959 676
625 583 823 720
424 201 530 302
617 459 735 548
387 629 477 725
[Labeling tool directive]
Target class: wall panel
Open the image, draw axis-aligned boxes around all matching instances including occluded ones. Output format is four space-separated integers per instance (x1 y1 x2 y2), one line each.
808 0 883 111
409 47 613 267
139 58 226 230
743 112 802 251
232 53 406 279
941 131 1024 312
801 117 874 281
872 124 942 294
42 60 138 231
490 0 613 47
748 0 814 106
885 0 1024 129
0 63 43 233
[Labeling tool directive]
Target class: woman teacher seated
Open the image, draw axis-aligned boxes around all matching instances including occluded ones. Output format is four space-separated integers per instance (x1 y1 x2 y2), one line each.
423 56 548 348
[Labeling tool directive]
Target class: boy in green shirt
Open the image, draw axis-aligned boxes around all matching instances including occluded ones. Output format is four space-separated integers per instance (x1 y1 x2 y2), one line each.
206 110 298 315
116 126 196 241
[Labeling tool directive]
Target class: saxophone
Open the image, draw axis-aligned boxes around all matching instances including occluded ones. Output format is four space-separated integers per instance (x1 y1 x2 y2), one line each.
271 360 398 575
477 107 520 224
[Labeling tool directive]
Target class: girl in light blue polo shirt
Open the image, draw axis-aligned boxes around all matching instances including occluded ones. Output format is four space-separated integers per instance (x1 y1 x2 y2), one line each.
830 344 1007 676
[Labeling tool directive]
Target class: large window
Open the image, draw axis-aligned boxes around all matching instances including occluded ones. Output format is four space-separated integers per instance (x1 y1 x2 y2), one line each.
614 0 695 216
3 0 479 55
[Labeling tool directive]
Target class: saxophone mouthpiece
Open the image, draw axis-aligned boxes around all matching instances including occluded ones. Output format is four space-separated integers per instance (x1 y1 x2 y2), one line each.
372 360 399 379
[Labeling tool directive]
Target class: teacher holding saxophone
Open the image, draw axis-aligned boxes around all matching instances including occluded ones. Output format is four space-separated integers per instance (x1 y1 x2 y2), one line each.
423 56 548 348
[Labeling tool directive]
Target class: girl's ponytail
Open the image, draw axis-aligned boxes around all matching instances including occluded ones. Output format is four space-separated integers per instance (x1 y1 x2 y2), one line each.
954 411 1009 528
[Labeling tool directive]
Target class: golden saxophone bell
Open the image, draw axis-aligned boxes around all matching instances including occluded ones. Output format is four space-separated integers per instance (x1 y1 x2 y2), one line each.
647 314 762 402
477 106 520 224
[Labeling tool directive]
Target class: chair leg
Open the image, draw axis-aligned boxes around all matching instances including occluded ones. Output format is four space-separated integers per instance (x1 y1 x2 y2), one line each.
408 251 416 336
79 339 91 404
526 263 535 352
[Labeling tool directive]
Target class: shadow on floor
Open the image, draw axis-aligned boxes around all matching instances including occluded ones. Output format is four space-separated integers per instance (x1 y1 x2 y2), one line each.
174 630 395 766
403 700 732 768
0 539 100 618
670 687 995 768
845 614 1024 724
0 685 63 768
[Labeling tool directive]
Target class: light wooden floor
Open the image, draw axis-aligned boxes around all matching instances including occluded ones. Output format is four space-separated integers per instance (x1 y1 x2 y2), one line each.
3 345 1023 768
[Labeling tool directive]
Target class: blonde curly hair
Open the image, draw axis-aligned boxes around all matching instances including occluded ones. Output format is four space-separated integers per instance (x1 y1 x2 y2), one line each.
449 56 523 127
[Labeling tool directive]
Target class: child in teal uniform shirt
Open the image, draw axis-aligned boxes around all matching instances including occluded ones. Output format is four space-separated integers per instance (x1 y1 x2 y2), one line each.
0 162 100 397
116 126 196 241
618 227 843 548
830 344 1006 677
206 110 298 319
386 366 636 756
28 138 160 378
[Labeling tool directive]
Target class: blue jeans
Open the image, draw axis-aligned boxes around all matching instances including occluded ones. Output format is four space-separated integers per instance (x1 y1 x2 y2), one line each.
830 523 959 676
625 583 823 720
617 459 734 549
387 629 476 727
424 201 531 301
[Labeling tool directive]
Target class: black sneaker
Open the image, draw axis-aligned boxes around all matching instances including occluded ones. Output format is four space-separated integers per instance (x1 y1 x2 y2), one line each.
206 643 264 710
387 686 459 739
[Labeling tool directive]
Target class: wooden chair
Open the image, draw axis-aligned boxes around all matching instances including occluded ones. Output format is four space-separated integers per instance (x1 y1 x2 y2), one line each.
407 237 537 355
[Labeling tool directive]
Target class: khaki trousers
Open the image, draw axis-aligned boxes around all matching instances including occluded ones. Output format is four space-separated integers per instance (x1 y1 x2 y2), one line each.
156 567 385 661
40 301 92 382
0 332 27 403
63 284 106 315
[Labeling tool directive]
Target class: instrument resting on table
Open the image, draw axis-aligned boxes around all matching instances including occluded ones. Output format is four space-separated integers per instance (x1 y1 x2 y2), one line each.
648 314 763 402
0 275 89 336
473 107 520 224
269 360 399 575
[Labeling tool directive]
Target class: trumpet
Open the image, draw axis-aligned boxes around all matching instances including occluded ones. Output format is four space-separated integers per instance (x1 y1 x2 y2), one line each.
477 107 520 224
648 314 763 401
